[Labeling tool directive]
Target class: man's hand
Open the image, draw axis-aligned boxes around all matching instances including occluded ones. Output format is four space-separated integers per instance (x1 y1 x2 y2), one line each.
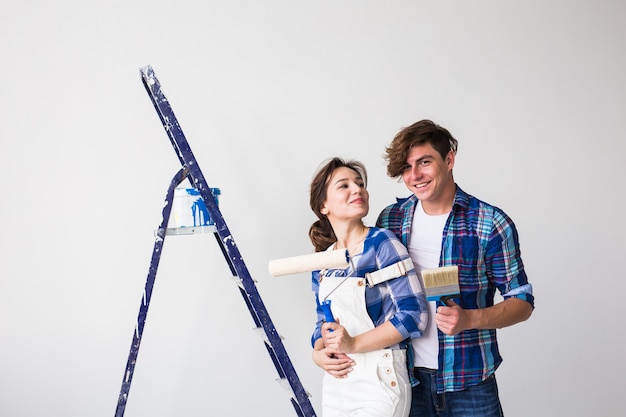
436 297 533 335
435 299 472 336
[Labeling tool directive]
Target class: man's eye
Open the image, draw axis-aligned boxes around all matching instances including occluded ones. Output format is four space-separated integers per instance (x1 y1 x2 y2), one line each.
402 164 411 171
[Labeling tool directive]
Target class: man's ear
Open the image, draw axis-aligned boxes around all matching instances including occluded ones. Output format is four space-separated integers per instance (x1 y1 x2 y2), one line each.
446 151 456 170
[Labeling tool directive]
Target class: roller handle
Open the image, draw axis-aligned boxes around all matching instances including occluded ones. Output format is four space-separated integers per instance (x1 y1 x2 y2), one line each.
321 300 335 331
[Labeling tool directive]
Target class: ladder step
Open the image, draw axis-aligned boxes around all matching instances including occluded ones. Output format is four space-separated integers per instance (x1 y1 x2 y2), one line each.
163 225 217 236
276 378 311 400
229 275 244 289
252 326 285 346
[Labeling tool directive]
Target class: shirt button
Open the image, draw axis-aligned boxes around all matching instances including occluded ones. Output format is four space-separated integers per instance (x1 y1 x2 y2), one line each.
390 381 397 387
385 368 392 374
358 280 364 286
383 353 390 359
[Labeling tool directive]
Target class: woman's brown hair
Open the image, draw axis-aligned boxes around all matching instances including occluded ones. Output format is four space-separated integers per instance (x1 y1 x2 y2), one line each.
308 157 367 252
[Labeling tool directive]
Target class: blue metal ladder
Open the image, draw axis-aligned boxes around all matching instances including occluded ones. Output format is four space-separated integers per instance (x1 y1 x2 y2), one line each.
114 65 316 417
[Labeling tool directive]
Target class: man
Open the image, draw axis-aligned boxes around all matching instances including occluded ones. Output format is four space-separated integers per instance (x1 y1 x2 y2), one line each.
376 119 534 417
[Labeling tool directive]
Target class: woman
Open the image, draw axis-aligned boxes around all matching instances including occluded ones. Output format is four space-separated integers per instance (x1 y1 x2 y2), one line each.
309 157 428 417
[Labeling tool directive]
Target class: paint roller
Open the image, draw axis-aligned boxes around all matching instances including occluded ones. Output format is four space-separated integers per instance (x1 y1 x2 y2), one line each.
268 249 350 324
268 249 349 277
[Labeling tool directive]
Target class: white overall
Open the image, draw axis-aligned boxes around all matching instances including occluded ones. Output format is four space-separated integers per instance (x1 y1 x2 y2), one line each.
319 275 411 417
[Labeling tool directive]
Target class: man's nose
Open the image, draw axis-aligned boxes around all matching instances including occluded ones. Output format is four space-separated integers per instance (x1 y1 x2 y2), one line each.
409 164 422 178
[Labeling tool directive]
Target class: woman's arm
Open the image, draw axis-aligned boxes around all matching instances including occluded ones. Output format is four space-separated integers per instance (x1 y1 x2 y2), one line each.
311 331 355 378
323 320 403 354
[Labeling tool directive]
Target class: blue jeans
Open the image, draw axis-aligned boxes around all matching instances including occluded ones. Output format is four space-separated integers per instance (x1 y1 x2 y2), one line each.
409 368 504 417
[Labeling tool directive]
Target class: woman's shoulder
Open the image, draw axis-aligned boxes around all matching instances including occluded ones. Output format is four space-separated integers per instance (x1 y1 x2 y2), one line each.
365 227 410 267
366 227 403 247
368 226 398 239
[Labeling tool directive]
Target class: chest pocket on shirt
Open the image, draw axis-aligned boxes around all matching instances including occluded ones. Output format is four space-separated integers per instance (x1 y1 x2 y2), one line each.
443 235 485 288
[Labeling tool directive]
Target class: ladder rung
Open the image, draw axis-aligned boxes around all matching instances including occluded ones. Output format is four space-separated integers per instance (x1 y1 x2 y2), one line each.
276 377 311 400
230 274 257 284
252 326 284 346
229 276 244 289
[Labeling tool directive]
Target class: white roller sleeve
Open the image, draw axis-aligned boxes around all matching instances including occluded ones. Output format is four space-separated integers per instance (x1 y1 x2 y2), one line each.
268 249 350 277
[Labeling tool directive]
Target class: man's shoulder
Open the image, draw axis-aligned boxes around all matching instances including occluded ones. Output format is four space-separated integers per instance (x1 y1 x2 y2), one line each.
381 195 414 212
455 186 515 225
377 195 415 226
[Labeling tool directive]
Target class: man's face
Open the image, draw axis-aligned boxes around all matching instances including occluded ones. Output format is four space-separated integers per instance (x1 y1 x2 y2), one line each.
401 143 455 213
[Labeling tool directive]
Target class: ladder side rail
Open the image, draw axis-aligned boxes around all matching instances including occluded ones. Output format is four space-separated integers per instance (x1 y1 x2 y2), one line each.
114 167 188 417
200 177 315 417
212 233 292 383
212 233 288 380
140 71 186 169
214 233 286 378
189 127 316 417
140 66 316 417
140 70 196 189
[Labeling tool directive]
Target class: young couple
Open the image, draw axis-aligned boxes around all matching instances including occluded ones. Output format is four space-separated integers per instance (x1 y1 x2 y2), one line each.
307 119 534 417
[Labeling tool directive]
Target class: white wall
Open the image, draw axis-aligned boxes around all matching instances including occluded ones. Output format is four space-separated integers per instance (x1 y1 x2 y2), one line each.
1 1 624 416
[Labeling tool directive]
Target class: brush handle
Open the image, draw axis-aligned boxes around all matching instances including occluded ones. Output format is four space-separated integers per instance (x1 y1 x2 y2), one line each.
439 294 459 305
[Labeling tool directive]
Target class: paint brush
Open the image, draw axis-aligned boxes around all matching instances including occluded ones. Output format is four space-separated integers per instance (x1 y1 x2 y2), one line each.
421 265 460 304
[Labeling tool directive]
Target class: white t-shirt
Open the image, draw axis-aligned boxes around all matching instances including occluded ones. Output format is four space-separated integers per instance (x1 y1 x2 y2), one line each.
409 201 449 369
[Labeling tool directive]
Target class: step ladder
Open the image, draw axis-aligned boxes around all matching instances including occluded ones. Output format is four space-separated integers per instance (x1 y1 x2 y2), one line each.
114 65 317 417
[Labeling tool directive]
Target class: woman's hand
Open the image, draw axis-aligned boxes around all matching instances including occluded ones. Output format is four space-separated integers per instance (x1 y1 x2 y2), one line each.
311 319 355 378
311 346 354 378
322 320 356 353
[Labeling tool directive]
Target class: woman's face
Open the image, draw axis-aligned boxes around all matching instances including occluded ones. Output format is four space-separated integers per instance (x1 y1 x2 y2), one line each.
321 166 369 223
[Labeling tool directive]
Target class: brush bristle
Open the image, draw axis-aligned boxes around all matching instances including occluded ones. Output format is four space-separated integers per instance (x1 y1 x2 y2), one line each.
421 266 459 288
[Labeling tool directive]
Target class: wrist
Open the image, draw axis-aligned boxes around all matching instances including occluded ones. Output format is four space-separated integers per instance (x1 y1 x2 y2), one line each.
467 308 483 330
349 335 361 354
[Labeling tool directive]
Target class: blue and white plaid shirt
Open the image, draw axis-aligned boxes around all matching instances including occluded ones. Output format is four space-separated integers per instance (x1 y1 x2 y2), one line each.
377 185 535 393
311 228 428 352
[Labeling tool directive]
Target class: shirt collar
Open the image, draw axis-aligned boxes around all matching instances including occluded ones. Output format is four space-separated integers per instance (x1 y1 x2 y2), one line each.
401 183 468 212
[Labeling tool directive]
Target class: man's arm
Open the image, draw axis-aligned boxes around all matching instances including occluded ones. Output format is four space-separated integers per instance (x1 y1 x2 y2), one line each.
435 298 532 336
434 205 534 336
